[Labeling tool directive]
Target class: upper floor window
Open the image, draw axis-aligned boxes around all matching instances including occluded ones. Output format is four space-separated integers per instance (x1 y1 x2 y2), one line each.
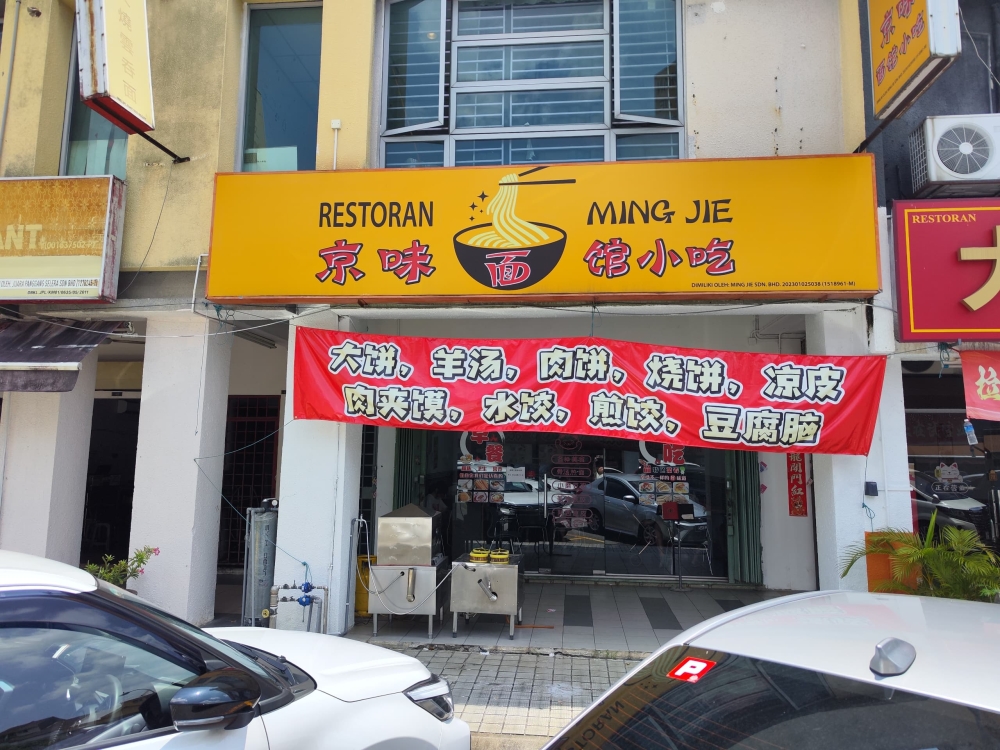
380 0 682 167
241 5 323 172
63 65 128 180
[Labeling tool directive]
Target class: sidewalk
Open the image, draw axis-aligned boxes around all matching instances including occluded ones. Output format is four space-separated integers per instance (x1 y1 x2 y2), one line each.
347 581 790 653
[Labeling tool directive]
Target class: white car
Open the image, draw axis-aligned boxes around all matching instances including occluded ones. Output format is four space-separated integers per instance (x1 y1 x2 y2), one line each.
0 550 470 750
546 590 1000 748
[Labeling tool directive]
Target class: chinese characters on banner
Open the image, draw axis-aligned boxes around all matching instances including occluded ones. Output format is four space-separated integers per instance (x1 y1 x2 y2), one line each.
294 330 888 455
787 453 808 516
961 351 1000 421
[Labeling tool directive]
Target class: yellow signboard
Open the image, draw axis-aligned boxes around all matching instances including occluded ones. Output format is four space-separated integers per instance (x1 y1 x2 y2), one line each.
868 0 959 120
207 155 880 304
0 177 125 301
76 0 155 132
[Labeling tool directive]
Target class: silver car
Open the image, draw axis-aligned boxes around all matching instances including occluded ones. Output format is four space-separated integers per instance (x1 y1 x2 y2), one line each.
545 590 1000 749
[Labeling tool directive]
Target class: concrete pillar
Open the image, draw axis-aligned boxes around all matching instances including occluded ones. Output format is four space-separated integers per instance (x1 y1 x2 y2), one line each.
274 313 362 635
806 307 911 590
129 314 232 625
0 350 98 564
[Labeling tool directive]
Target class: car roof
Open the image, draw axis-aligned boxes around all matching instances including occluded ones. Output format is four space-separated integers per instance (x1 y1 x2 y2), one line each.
681 590 1000 712
0 550 97 593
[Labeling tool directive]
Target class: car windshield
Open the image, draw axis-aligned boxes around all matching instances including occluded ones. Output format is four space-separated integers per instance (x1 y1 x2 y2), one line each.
550 645 1000 749
95 582 286 691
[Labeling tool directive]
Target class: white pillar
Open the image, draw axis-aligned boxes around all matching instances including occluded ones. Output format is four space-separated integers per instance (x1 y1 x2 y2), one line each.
807 307 910 591
129 314 232 625
0 351 98 565
274 313 362 635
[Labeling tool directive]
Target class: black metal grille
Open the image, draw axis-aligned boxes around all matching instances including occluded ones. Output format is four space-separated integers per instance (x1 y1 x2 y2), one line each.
358 425 378 555
966 506 993 544
219 396 280 566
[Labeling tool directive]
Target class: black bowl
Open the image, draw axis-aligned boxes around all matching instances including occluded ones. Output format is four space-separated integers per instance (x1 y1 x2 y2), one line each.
453 222 566 291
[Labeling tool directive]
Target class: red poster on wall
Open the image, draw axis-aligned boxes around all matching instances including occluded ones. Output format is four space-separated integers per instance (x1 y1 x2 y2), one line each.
962 350 1000 421
293 329 887 455
787 453 808 516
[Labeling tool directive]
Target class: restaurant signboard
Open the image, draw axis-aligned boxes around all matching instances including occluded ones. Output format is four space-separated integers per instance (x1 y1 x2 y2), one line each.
76 0 156 133
293 329 888 456
208 155 880 304
867 0 960 121
894 199 1000 341
0 176 125 302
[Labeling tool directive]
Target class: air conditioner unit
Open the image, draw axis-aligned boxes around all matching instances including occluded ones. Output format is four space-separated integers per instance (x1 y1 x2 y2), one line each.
910 114 1000 198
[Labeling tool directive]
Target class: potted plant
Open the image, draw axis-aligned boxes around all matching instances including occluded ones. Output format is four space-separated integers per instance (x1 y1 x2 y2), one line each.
84 546 160 593
841 511 1000 602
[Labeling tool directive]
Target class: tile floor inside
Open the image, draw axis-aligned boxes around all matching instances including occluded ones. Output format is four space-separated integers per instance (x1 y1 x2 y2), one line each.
347 581 792 654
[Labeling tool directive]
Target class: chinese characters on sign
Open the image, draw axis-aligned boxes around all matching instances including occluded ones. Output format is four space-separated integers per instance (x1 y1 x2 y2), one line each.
962 351 1000 422
894 200 1000 341
294 330 888 455
787 453 808 517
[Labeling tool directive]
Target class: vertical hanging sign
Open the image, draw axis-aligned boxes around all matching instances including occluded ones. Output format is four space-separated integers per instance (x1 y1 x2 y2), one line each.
76 0 156 133
786 453 808 517
867 0 960 121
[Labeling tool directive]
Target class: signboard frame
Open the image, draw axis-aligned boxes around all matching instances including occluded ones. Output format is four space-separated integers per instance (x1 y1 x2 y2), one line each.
894 198 1000 342
207 154 882 305
0 176 126 303
76 0 156 133
868 0 960 122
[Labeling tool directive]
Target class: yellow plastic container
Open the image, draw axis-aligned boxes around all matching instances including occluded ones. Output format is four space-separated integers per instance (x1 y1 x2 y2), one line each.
489 549 510 564
355 555 375 616
470 548 490 563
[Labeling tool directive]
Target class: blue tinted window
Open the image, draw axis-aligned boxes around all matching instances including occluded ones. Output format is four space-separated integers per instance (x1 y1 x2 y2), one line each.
385 141 446 168
242 8 322 172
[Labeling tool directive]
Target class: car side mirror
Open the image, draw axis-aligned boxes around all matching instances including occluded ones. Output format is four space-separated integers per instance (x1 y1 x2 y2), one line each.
624 495 636 502
932 493 941 503
170 668 261 731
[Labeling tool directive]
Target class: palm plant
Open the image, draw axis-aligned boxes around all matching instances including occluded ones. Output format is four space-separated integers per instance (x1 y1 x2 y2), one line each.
841 511 1000 602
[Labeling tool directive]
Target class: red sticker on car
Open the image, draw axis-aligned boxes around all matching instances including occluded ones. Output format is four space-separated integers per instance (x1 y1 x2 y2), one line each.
667 657 717 683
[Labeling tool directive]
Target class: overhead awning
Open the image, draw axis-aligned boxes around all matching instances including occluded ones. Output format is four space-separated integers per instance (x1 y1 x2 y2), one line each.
0 320 120 392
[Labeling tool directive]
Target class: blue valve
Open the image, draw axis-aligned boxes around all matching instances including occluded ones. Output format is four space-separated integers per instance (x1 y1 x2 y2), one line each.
297 594 313 607
300 582 314 594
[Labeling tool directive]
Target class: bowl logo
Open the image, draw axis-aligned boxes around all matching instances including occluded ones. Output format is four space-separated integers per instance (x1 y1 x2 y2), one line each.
454 169 572 291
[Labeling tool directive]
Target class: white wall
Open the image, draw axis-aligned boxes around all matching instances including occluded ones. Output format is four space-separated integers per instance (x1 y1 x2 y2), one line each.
0 351 98 565
129 314 233 625
685 0 848 158
228 336 288 395
760 453 817 591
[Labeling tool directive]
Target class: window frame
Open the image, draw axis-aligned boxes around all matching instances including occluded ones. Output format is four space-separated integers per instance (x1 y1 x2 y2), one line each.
381 126 686 167
612 0 684 126
450 34 610 88
234 1 324 172
380 0 449 136
450 79 611 133
451 0 611 42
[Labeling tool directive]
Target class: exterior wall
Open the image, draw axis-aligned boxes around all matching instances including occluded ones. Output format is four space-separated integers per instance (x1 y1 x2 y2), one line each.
684 0 863 158
228 336 287 395
129 313 232 624
0 349 97 564
760 454 817 591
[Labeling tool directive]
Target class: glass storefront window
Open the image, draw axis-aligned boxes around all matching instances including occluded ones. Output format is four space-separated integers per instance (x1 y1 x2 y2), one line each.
64 69 128 180
395 428 742 580
242 7 322 172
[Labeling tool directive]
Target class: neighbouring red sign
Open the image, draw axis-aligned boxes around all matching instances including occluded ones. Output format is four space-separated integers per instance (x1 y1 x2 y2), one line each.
962 351 1000 421
293 330 887 455
667 657 717 683
895 199 1000 341
787 452 808 516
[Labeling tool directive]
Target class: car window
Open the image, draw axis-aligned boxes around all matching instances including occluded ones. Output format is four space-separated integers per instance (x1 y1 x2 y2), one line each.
0 606 200 747
604 479 631 500
505 481 533 492
550 645 1000 749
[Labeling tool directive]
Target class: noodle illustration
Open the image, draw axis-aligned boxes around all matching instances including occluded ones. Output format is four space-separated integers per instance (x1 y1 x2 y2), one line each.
467 173 551 249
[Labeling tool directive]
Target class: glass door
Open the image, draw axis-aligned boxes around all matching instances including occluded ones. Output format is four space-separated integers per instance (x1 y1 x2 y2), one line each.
541 438 606 576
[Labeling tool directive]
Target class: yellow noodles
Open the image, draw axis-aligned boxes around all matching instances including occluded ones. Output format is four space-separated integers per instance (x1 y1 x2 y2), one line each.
467 173 551 249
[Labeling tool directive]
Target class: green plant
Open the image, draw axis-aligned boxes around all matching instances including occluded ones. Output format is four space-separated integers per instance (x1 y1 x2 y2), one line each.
841 511 1000 602
85 546 160 588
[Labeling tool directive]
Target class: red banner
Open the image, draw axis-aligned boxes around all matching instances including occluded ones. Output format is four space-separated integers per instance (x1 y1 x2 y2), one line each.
962 351 1000 421
787 453 808 516
293 329 887 455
